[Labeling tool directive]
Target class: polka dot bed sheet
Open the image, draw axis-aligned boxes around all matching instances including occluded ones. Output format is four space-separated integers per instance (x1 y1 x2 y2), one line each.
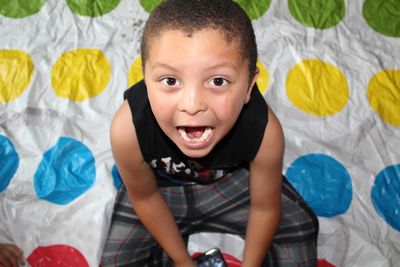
0 0 399 266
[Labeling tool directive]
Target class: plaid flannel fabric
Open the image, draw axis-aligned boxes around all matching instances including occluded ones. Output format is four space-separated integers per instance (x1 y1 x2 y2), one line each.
101 168 318 267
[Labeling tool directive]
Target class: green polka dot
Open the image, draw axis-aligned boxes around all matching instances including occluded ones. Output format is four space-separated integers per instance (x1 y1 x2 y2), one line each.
234 0 271 20
0 0 46 18
66 0 121 17
139 0 162 13
363 0 400 37
288 0 345 29
139 0 270 19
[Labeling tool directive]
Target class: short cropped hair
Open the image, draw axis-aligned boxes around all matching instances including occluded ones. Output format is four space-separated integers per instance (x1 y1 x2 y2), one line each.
140 0 258 76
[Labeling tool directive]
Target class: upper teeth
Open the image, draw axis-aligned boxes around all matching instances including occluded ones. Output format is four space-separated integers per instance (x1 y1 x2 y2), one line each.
178 127 213 143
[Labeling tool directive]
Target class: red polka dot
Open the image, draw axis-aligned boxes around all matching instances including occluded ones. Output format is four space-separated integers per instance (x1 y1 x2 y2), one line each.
222 253 242 267
27 244 89 267
318 258 336 267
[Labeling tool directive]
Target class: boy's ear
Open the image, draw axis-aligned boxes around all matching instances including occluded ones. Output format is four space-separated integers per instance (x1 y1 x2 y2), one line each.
245 67 260 103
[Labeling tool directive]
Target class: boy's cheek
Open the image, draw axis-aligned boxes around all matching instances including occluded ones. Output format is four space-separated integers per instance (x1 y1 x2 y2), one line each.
151 98 174 113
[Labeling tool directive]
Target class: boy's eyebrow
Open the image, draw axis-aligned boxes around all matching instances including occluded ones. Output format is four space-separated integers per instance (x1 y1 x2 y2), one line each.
207 62 239 72
151 62 239 72
151 62 179 72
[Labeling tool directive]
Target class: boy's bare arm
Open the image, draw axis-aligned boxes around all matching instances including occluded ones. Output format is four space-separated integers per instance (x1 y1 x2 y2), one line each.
110 101 195 266
243 108 284 267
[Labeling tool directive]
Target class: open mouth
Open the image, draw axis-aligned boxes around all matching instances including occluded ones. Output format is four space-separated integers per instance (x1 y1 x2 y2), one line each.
177 126 214 144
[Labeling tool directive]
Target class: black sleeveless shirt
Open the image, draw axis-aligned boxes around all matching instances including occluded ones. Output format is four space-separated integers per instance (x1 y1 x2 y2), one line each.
124 80 268 185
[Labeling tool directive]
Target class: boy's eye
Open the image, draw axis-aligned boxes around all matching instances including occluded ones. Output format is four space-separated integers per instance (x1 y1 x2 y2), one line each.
209 77 228 87
161 77 180 86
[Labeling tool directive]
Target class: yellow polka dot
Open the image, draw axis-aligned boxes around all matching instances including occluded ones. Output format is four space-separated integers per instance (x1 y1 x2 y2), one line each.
0 50 34 103
256 60 269 94
51 48 111 101
286 59 349 117
128 56 143 87
367 69 400 127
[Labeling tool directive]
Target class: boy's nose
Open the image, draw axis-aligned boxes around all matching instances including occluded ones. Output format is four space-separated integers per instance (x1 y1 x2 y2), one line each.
178 86 207 115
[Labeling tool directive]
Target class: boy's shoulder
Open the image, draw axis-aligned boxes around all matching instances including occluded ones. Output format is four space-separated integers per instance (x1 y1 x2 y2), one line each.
109 99 152 174
110 99 142 160
123 80 146 100
123 80 151 122
111 101 135 144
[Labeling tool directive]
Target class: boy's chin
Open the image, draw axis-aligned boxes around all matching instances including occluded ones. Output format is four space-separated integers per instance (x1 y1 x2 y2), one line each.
177 145 214 159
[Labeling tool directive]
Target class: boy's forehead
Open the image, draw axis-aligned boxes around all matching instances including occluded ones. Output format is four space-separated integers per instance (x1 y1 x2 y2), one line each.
149 27 241 50
142 26 251 75
148 29 242 58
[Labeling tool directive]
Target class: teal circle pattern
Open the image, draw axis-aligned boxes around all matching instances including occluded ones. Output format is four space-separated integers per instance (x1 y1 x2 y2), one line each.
371 164 400 232
112 164 122 189
286 153 352 217
0 135 19 192
34 136 96 205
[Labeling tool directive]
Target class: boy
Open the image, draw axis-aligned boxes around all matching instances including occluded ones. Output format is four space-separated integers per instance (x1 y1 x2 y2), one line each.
102 0 318 266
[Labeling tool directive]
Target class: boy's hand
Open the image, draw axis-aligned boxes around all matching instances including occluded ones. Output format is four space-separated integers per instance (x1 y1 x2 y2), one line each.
174 256 197 267
174 259 197 267
0 244 24 267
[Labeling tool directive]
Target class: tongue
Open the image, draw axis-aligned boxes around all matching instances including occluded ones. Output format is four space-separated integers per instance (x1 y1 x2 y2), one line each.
185 127 205 138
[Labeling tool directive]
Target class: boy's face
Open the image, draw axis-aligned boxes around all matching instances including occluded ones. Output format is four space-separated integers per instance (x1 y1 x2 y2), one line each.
144 28 258 158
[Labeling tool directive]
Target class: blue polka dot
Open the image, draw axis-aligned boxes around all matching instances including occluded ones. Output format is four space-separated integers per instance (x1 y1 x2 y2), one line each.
34 137 96 205
112 164 122 189
371 164 400 232
286 153 352 217
0 135 19 192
